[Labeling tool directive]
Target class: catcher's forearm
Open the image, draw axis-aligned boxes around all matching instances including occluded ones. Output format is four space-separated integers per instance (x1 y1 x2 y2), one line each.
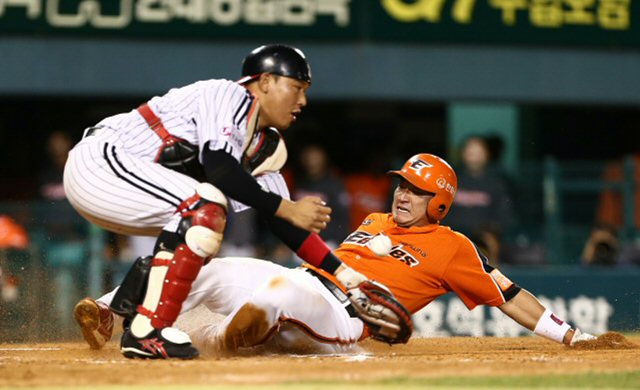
203 148 281 215
264 216 341 273
297 233 342 274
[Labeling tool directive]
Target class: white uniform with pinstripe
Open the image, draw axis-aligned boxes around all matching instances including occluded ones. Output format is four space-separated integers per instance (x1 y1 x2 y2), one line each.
63 79 289 236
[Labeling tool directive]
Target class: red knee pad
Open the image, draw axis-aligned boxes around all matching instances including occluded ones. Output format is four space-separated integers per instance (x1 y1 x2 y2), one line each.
151 244 203 328
187 203 226 233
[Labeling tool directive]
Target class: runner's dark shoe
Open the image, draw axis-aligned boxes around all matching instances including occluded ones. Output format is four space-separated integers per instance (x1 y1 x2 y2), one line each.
73 297 114 350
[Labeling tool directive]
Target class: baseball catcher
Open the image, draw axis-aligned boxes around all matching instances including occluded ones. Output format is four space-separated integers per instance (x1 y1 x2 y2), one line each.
66 44 397 359
74 153 595 355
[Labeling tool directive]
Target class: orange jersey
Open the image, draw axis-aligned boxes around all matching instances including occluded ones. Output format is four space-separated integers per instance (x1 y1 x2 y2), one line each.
333 213 513 314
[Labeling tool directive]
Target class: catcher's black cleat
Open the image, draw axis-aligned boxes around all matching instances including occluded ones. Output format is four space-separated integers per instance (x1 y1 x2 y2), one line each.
120 328 199 359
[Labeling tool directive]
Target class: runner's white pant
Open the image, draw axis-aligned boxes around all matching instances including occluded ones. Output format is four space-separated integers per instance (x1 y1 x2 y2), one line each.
99 257 364 354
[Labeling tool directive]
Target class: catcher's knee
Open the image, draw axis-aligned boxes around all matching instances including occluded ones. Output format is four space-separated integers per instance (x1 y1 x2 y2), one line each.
140 184 227 327
178 183 228 258
194 182 228 210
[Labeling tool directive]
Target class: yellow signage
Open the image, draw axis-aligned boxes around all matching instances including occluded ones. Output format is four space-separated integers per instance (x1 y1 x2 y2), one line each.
381 0 630 30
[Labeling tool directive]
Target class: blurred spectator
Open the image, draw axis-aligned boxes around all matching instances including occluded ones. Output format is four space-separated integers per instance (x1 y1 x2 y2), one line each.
344 149 392 231
581 225 619 266
38 131 73 201
263 144 350 268
0 215 29 303
582 155 640 266
290 144 350 247
218 207 259 258
266 240 301 269
446 135 514 266
0 215 29 250
260 143 350 268
37 131 84 240
36 131 86 330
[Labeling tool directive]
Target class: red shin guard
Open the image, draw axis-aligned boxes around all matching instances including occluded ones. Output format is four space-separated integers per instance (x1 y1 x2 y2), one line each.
150 244 203 328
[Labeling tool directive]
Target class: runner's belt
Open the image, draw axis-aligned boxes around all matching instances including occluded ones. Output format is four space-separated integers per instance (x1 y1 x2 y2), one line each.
304 268 357 318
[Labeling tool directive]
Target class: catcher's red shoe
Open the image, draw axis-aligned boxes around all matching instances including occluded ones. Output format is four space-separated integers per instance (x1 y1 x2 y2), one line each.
73 297 114 350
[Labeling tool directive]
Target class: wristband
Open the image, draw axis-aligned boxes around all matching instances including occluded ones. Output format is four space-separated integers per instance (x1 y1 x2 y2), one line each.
297 233 331 267
319 252 342 275
533 309 571 344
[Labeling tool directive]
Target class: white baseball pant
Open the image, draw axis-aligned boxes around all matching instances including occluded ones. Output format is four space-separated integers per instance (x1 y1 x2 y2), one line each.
63 128 289 236
63 129 199 236
98 257 364 355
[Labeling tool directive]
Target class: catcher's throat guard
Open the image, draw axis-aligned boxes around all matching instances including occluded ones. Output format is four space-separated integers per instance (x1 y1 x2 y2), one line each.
110 256 152 321
243 127 287 176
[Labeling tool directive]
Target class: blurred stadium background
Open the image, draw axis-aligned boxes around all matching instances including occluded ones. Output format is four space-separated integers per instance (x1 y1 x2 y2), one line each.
0 0 639 343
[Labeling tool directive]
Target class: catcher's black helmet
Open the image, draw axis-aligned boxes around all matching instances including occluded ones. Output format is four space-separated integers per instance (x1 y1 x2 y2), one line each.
238 44 312 85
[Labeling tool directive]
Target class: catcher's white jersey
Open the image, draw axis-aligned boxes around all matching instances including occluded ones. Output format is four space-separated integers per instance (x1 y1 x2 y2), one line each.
63 79 286 236
95 79 257 163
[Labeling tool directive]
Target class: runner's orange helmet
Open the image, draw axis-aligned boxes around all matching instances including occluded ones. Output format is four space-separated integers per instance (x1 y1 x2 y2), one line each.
388 154 457 222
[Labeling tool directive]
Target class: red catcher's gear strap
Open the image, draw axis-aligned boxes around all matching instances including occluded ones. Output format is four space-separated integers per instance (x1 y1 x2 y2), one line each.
137 103 171 140
176 193 201 215
137 103 188 163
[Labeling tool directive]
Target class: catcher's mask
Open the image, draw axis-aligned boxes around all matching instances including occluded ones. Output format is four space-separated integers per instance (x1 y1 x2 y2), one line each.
238 44 312 85
388 153 457 222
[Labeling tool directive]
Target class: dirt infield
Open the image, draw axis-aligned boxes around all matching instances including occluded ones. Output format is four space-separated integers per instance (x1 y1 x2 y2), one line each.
0 333 638 387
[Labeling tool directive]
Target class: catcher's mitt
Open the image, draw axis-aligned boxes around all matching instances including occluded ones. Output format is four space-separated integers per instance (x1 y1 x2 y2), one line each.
348 280 413 345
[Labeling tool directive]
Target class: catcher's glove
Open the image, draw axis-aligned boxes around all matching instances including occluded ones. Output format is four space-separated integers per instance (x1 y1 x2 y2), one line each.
348 280 413 345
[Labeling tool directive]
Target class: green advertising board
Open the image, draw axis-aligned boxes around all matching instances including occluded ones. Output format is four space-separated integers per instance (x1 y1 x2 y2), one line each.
0 0 359 39
412 267 640 336
0 1 638 47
